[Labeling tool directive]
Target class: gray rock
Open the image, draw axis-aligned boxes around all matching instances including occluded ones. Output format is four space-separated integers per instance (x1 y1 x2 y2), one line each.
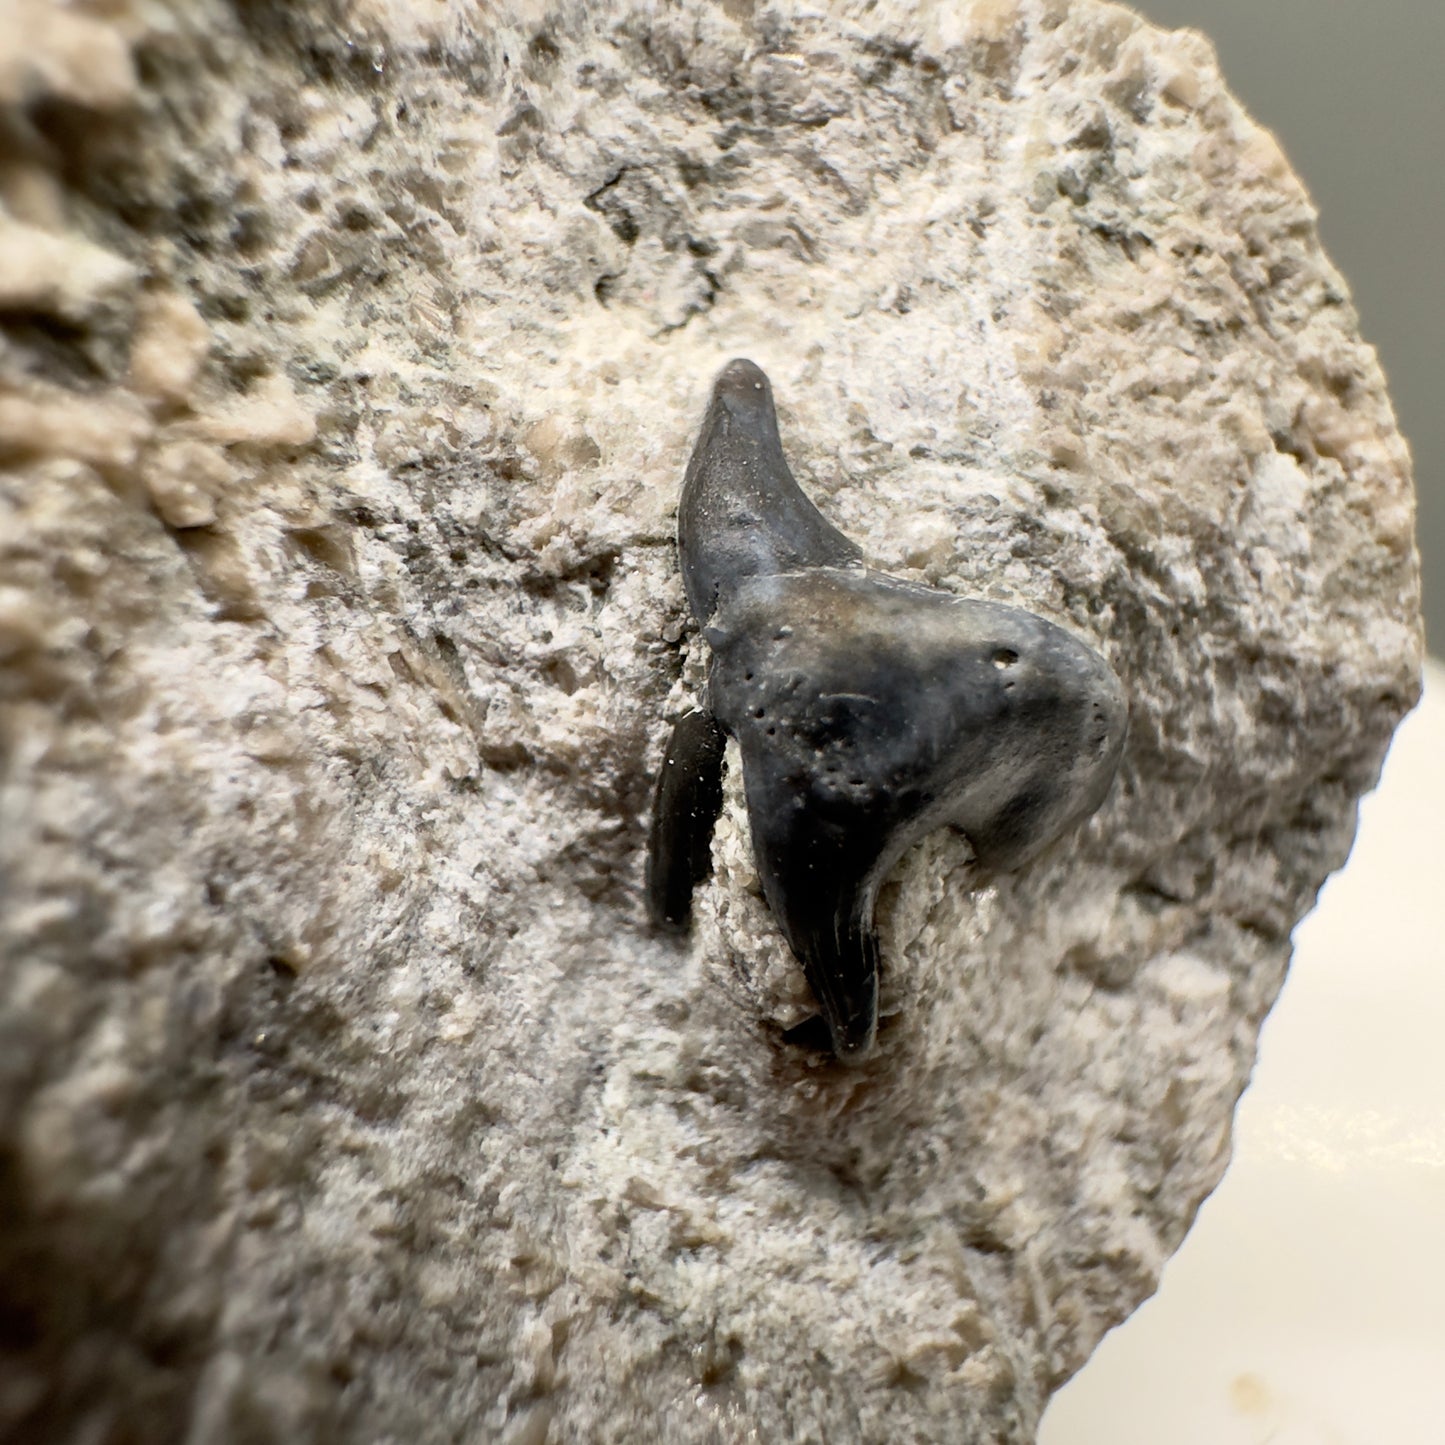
0 2 1420 1442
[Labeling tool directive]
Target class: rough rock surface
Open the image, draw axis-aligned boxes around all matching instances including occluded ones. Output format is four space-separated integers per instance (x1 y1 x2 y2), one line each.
0 2 1420 1442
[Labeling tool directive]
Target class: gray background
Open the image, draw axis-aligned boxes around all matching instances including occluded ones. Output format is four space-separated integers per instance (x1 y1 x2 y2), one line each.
1131 0 1443 650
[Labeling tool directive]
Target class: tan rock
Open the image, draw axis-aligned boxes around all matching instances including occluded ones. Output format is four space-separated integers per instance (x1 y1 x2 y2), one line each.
0 217 134 325
0 3 1419 1444
129 291 212 405
197 373 317 448
144 439 234 528
0 1 137 109
0 384 151 472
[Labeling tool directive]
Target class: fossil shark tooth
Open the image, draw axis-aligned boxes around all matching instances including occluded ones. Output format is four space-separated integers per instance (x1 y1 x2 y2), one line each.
647 358 1127 1062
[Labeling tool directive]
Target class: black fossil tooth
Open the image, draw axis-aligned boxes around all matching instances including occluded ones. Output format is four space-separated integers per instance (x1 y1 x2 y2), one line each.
648 358 1127 1062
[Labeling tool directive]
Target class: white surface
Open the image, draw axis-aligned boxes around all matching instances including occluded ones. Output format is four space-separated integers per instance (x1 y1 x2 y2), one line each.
1041 659 1445 1443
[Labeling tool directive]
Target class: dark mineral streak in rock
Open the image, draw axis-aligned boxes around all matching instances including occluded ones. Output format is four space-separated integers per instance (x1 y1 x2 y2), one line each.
647 359 1128 1061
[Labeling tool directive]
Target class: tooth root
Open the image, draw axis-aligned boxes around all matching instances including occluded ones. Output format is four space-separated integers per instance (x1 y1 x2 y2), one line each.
645 708 727 930
770 878 881 1063
739 780 884 1060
